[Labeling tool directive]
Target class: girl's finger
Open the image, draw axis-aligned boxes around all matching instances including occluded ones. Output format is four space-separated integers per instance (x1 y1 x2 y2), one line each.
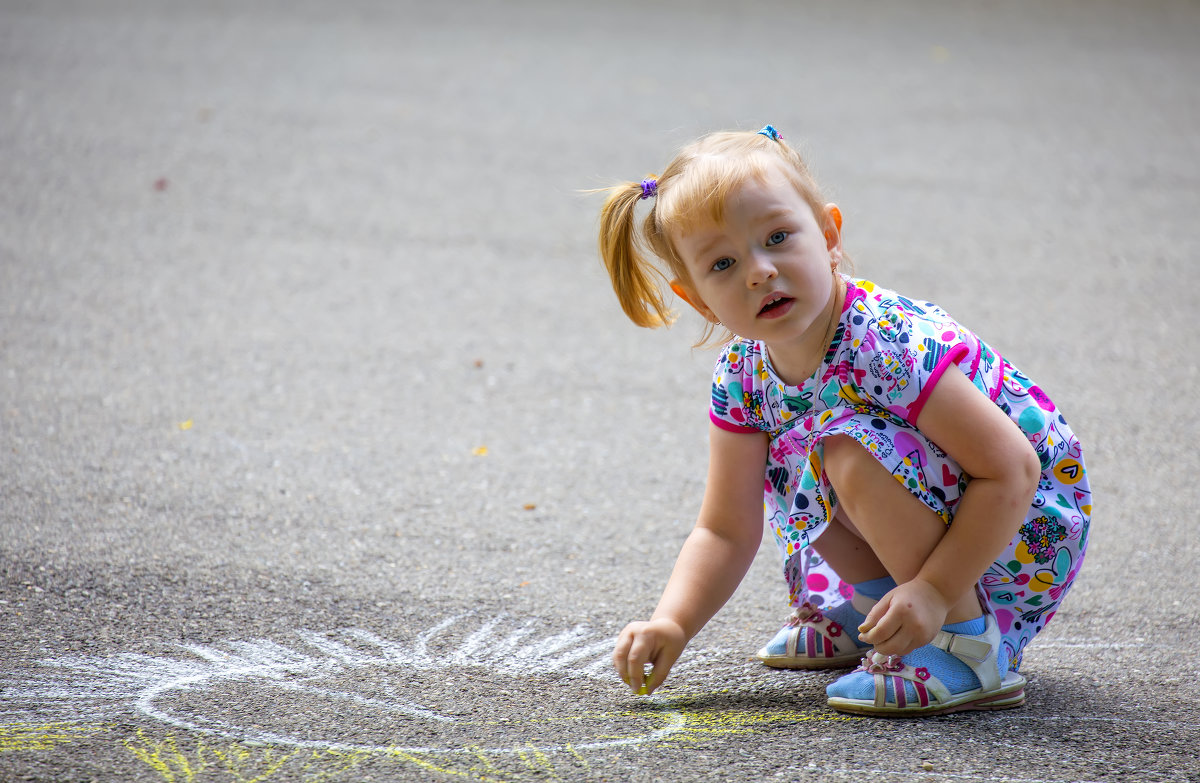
874 622 926 658
858 595 891 635
865 625 906 656
859 602 903 646
642 648 680 695
612 628 636 686
625 638 652 693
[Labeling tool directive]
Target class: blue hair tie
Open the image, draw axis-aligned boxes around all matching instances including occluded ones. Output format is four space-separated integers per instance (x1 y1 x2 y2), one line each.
758 124 783 141
640 177 658 200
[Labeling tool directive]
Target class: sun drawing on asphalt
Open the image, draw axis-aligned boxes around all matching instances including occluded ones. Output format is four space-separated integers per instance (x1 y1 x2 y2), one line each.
3 614 729 755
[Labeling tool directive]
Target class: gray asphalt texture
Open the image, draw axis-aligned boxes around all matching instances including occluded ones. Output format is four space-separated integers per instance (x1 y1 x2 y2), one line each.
2 1 1199 781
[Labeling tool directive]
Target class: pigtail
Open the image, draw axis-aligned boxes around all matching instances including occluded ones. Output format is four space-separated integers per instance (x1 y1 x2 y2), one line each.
597 182 676 328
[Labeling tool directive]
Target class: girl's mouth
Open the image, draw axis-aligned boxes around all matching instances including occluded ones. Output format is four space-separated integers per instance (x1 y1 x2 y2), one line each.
758 295 794 318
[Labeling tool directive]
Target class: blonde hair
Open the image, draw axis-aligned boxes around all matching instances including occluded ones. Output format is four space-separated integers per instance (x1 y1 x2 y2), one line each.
597 129 838 346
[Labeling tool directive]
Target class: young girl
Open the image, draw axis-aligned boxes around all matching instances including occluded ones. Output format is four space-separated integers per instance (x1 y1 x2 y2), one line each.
600 126 1090 716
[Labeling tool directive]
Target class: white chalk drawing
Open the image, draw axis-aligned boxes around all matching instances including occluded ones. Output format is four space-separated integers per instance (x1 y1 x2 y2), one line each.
2 623 1190 782
2 614 733 755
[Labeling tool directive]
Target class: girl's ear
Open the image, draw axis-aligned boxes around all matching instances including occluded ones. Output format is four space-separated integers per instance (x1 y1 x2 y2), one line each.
670 280 719 323
823 203 844 258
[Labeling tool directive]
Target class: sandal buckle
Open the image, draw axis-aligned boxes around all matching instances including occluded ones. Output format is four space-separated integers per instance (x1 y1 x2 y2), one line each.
931 630 991 663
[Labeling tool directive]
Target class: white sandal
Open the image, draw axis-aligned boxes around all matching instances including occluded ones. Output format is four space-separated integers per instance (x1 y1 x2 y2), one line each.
826 614 1026 716
756 593 875 670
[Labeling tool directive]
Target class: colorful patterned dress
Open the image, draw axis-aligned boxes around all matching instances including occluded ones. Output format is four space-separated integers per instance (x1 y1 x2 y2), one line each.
709 276 1091 671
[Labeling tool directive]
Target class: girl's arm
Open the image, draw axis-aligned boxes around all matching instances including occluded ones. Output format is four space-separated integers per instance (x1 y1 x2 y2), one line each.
612 422 768 694
859 365 1042 655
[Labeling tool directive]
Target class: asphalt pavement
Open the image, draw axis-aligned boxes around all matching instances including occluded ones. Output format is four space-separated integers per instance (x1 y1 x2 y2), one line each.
2 1 1199 781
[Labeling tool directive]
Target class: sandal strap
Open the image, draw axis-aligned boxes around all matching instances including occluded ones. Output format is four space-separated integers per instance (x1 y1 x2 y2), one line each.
783 603 860 657
929 615 1003 692
860 655 952 709
930 630 991 662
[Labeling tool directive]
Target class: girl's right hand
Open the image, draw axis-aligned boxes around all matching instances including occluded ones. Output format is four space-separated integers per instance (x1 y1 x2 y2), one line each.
612 618 686 696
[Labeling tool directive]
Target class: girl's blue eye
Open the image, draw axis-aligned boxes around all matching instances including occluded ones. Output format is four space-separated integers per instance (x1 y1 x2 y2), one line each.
767 231 789 246
712 257 734 272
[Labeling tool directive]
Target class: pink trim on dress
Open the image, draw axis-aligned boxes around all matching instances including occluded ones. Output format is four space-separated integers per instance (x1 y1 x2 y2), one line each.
710 410 761 434
906 343 970 422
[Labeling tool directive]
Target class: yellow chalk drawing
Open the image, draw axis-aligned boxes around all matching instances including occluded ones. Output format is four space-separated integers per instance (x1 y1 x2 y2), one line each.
665 705 858 744
467 744 503 775
207 742 295 782
360 700 851 781
10 696 857 783
125 731 299 783
388 749 513 782
120 732 598 783
682 688 859 721
295 749 373 782
120 734 595 783
565 744 591 774
124 731 205 783
0 721 110 752
384 744 596 782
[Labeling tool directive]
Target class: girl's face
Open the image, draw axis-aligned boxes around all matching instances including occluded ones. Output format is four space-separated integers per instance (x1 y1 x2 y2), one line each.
671 163 842 376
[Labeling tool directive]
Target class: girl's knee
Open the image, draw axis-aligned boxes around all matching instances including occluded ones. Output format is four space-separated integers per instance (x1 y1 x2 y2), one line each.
822 435 876 492
823 434 920 521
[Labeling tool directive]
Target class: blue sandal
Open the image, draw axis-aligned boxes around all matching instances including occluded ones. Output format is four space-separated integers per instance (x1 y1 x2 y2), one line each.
756 596 874 670
826 614 1026 716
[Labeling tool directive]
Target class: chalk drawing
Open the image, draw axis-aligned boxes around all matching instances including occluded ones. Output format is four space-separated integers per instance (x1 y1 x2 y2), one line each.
118 730 598 783
0 721 110 752
0 613 855 780
0 612 872 781
4 621 1169 782
1 613 754 757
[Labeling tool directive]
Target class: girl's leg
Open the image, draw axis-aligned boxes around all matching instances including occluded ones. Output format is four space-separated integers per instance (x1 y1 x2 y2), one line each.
758 505 899 669
758 498 897 668
820 435 982 623
819 435 1012 711
810 510 889 584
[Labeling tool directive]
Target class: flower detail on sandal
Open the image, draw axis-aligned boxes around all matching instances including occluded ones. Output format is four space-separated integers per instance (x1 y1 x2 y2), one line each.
856 655 936 709
861 652 904 673
786 603 842 637
756 602 870 670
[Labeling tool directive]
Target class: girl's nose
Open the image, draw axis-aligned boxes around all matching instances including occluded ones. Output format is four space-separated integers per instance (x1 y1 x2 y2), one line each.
746 252 778 287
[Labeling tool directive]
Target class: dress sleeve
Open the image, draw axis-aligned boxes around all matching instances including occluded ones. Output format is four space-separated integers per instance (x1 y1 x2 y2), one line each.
709 340 765 433
851 300 974 424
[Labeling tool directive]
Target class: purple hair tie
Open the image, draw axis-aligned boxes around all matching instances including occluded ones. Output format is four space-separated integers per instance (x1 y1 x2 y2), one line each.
640 177 658 200
758 124 783 141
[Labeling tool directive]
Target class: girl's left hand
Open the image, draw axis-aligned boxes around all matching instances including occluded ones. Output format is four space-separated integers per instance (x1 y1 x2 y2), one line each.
856 579 951 658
